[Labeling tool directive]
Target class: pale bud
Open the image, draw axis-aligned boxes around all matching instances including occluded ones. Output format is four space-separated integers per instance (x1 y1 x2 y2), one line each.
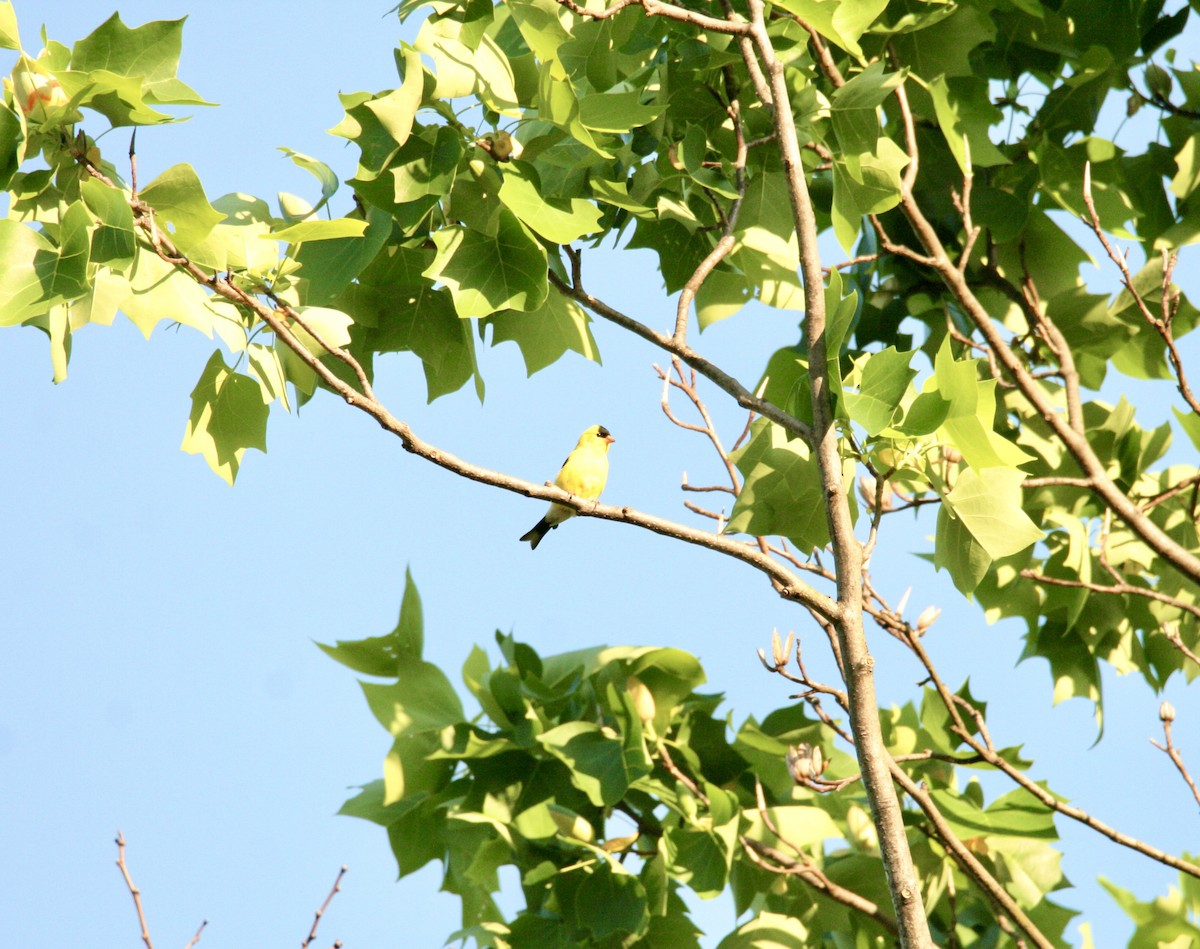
941 446 963 464
786 743 823 783
1160 700 1177 723
770 629 783 666
915 605 942 636
857 475 894 512
627 676 657 724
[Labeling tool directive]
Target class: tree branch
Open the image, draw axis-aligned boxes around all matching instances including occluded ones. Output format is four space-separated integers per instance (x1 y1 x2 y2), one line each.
114 831 155 949
749 8 932 945
550 268 814 445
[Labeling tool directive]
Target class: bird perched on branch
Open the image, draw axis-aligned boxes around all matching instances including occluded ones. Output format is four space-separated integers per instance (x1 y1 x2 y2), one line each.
520 425 614 550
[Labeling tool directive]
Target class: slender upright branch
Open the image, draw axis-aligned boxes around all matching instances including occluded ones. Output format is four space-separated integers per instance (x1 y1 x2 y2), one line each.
1151 704 1200 809
302 866 347 948
749 6 931 945
115 832 155 949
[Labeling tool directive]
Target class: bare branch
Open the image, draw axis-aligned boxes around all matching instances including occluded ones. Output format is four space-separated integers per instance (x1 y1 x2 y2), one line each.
893 769 1055 949
184 921 208 949
1021 569 1200 625
302 866 347 949
749 11 931 939
1151 703 1200 810
550 270 815 445
742 780 899 934
115 832 155 949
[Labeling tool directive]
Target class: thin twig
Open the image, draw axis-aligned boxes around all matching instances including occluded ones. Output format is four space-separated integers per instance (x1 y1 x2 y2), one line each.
1151 710 1200 810
742 780 899 934
302 866 347 948
115 832 154 949
183 920 208 949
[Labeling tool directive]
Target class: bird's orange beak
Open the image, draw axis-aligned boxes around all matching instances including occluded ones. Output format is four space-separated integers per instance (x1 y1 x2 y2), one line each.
604 434 615 444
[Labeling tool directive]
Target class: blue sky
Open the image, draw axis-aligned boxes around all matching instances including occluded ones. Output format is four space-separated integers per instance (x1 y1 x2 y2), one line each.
4 2 1198 946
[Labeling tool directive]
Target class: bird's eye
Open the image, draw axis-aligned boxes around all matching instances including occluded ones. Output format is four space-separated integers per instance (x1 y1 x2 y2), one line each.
597 426 611 439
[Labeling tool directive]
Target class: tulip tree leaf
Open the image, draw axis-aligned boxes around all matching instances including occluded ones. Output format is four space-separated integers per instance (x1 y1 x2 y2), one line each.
424 209 548 317
181 349 269 485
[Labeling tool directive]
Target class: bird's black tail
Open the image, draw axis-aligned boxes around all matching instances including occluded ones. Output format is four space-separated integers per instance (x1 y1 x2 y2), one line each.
520 517 554 550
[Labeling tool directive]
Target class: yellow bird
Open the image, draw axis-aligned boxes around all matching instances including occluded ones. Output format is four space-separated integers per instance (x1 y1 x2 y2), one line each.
520 425 615 550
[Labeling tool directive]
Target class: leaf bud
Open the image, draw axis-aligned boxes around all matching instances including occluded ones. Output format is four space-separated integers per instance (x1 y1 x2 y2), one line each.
941 445 963 464
626 676 657 724
1160 700 1176 723
915 605 942 635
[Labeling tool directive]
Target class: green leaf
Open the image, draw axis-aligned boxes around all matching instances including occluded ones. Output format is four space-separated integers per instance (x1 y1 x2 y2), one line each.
844 347 917 436
498 163 604 244
944 467 1044 560
81 179 136 271
577 91 662 132
50 200 92 300
120 249 215 339
291 204 392 306
360 656 464 737
270 218 369 243
933 338 1035 470
180 349 269 485
487 290 599 374
0 220 57 326
0 100 22 191
279 147 340 207
537 721 628 806
70 14 208 106
831 138 909 252
424 210 548 317
929 784 1057 841
716 912 809 948
0 1 19 50
830 62 904 159
727 424 829 552
318 568 424 674
364 48 426 149
575 866 649 941
390 124 463 203
934 501 993 596
770 0 886 56
928 77 1011 173
139 163 223 252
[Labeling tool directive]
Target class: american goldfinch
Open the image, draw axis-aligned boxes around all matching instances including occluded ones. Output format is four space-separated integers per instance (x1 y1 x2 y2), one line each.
520 425 615 550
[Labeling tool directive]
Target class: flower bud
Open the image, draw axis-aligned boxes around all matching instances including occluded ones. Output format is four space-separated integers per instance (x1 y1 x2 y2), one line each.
13 57 68 122
941 446 963 464
626 676 657 724
915 605 942 635
786 743 822 783
1160 700 1176 723
857 475 894 512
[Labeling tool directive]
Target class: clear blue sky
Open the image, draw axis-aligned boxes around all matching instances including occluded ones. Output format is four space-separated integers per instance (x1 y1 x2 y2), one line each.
3 2 1197 946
